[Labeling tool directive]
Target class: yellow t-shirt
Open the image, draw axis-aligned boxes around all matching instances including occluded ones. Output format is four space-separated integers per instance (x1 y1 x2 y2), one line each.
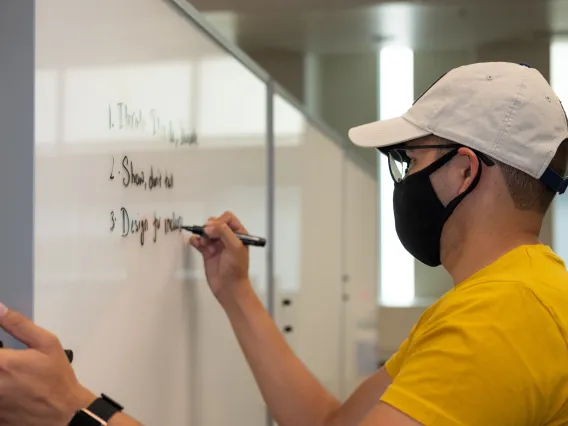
383 244 568 426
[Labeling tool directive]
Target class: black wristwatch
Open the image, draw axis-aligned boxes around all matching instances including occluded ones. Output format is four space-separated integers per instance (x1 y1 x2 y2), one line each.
69 394 124 425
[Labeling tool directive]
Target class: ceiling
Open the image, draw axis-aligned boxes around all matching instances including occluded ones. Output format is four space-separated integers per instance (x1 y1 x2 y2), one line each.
189 0 568 54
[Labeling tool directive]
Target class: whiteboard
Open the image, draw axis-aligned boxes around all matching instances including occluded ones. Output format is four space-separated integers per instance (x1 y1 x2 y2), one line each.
35 1 271 424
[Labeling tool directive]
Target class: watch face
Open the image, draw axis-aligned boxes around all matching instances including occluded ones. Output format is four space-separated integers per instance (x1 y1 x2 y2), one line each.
69 409 105 426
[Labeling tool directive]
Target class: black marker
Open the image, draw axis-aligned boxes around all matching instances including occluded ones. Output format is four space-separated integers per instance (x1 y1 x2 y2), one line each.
182 225 266 247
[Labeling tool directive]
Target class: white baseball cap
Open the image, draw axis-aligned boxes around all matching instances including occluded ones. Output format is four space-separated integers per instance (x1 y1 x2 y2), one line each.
348 62 568 194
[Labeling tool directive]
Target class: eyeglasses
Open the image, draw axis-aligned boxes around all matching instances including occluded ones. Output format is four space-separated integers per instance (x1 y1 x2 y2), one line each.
384 143 495 183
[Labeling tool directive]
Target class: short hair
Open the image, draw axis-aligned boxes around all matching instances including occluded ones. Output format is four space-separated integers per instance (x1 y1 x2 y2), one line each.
496 139 568 214
432 136 568 214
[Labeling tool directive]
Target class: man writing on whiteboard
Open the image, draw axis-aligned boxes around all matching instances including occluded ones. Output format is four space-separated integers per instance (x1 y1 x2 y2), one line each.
192 63 568 424
1 61 568 425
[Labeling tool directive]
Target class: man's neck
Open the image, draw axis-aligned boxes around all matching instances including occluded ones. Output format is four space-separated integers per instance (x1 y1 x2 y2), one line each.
442 228 542 285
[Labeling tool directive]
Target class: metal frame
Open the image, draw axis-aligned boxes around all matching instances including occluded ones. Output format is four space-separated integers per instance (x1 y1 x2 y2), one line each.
265 77 276 426
273 82 376 174
266 78 276 320
168 0 270 83
0 0 35 349
272 82 347 151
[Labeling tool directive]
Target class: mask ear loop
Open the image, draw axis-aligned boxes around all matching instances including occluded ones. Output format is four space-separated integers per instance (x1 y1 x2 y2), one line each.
441 152 484 223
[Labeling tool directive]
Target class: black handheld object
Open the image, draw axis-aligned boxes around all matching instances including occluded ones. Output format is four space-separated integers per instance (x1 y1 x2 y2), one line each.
182 225 266 247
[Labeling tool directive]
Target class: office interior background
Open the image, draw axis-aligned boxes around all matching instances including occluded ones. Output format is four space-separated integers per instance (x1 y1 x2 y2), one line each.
1 0 568 424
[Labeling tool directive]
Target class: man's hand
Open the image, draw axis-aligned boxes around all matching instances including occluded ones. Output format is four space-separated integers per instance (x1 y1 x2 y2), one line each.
188 211 251 303
0 302 95 426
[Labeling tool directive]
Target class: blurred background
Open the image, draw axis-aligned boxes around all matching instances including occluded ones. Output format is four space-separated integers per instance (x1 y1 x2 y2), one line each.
191 0 568 363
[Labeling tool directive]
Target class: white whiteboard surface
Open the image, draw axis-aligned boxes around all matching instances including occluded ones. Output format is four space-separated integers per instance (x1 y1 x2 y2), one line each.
35 1 270 424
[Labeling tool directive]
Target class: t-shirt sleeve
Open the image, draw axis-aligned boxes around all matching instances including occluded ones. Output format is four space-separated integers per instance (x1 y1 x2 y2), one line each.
380 284 559 426
384 323 417 379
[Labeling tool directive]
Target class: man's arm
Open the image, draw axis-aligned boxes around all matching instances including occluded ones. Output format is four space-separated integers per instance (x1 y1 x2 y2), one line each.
220 280 394 426
195 214 395 426
326 366 392 425
71 389 143 426
360 402 423 426
219 282 340 426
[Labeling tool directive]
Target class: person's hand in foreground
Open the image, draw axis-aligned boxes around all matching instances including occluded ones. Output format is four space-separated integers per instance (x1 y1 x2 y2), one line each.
0 303 142 426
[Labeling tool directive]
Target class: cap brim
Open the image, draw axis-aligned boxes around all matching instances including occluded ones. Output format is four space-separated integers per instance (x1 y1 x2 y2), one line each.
348 116 432 150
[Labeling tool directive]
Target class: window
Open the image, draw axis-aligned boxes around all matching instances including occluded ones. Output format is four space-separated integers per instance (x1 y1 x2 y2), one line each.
378 46 415 306
550 39 568 261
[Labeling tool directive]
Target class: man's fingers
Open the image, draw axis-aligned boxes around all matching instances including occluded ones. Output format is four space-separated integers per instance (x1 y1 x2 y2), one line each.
0 304 58 352
204 221 244 252
189 235 205 250
207 240 224 257
218 211 248 234
0 348 22 373
189 235 214 251
189 235 223 259
189 211 248 253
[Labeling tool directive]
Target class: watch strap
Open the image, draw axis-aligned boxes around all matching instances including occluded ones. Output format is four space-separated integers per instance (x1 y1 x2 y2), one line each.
87 394 123 421
69 394 123 426
69 409 108 426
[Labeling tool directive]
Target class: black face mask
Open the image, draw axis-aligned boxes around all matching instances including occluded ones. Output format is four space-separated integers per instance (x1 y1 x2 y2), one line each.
393 149 483 267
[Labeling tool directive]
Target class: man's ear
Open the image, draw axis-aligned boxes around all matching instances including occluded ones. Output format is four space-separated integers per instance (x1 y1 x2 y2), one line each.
456 147 480 195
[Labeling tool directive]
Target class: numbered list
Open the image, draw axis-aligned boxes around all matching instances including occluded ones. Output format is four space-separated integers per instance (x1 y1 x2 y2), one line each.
108 155 183 246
